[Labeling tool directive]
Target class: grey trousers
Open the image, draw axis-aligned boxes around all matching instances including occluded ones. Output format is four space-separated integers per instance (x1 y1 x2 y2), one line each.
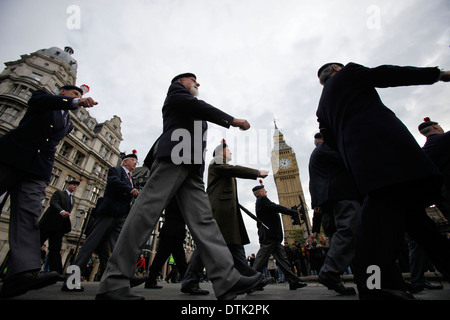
319 200 361 281
0 164 47 278
97 160 241 297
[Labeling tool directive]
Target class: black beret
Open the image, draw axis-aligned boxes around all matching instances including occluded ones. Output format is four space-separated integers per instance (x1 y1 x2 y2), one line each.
60 85 83 95
67 180 80 185
317 62 344 77
123 150 138 160
171 73 196 84
252 185 264 192
418 117 438 131
314 132 323 139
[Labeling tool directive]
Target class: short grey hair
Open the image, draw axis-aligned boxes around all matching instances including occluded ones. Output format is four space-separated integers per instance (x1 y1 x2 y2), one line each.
319 64 338 85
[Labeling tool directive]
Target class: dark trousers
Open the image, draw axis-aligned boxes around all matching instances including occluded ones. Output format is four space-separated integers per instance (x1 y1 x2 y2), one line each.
407 235 427 285
253 239 301 284
148 235 187 280
228 244 258 277
40 229 64 274
72 215 125 276
0 164 47 278
354 184 450 291
319 200 360 281
181 248 204 290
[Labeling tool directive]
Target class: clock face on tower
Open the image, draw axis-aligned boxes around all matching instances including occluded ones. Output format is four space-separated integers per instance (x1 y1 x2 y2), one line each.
279 158 291 169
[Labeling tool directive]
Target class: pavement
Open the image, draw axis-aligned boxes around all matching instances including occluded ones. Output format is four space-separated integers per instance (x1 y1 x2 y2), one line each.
1 273 448 318
2 272 449 301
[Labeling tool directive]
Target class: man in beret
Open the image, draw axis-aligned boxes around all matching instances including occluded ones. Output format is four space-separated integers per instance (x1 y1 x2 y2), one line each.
96 73 262 300
252 185 307 290
0 84 97 298
418 117 450 219
404 117 450 293
308 132 361 295
39 180 80 276
316 61 450 299
63 152 141 291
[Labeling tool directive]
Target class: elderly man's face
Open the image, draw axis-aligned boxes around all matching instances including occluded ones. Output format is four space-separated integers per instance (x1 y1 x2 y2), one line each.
123 158 138 172
258 188 267 197
179 77 200 96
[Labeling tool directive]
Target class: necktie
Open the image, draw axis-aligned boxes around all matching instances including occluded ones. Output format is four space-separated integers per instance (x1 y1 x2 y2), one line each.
128 172 133 187
62 110 69 126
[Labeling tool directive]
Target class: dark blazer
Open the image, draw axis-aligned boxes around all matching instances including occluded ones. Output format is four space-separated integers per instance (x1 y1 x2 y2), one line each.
255 196 297 243
316 62 442 200
423 133 450 180
308 142 360 208
95 166 135 217
0 89 77 182
207 156 259 245
423 132 450 199
39 190 73 234
151 82 234 176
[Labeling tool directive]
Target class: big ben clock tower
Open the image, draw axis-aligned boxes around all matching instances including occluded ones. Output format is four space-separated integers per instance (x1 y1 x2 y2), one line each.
271 122 311 243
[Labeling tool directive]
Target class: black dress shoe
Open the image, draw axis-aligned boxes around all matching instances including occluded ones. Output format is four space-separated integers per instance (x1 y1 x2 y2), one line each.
95 287 145 300
423 282 443 290
130 275 148 288
0 271 59 299
217 273 263 300
405 282 424 294
318 275 356 295
248 275 269 293
57 274 66 282
181 286 210 295
256 276 270 291
289 280 307 290
145 278 163 289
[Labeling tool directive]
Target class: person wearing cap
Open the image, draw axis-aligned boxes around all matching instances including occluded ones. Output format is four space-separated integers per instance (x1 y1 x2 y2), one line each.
316 61 450 299
403 117 450 293
308 132 361 295
96 73 261 300
0 84 97 298
62 151 141 292
39 180 80 276
251 184 307 290
207 140 269 279
419 117 450 219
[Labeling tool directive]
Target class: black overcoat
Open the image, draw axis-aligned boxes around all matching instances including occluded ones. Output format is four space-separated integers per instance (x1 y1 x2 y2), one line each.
149 82 234 176
316 62 442 198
